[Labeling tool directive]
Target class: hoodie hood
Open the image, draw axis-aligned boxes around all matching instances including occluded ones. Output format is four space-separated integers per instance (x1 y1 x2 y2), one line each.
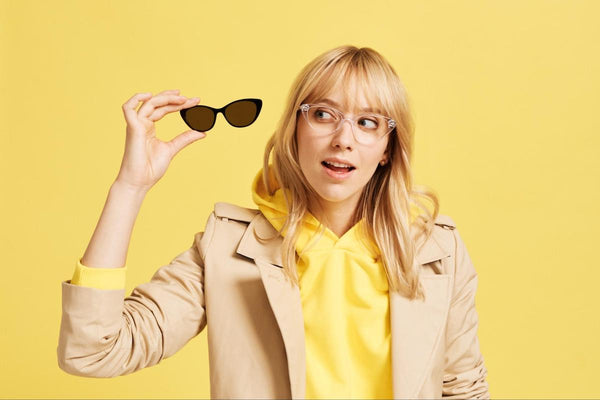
251 166 381 260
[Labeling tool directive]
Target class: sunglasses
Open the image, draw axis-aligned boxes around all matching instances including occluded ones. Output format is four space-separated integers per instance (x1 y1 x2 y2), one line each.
180 98 263 132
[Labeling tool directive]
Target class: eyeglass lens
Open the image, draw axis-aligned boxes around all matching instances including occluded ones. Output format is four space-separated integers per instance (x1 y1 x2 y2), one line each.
184 106 215 131
304 105 391 143
224 100 260 127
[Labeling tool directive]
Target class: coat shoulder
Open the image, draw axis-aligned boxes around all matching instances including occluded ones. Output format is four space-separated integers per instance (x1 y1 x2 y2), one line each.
414 214 457 265
433 214 456 230
213 201 260 223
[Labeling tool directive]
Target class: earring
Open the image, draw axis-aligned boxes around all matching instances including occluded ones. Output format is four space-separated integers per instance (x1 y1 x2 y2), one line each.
379 160 387 166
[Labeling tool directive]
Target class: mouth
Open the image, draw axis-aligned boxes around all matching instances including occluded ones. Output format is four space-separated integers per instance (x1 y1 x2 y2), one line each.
321 160 356 172
321 160 356 180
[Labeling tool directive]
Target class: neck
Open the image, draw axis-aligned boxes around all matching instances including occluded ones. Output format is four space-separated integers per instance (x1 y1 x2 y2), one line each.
308 194 361 238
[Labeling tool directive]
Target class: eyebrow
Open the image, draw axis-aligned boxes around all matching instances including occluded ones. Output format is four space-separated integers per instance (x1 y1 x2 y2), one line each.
319 98 382 114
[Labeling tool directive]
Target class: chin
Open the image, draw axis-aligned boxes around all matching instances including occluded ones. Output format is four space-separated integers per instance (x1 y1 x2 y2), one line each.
313 187 355 203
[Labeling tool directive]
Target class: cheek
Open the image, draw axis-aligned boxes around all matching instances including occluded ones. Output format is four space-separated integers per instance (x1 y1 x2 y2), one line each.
296 130 309 164
296 134 315 177
296 128 320 165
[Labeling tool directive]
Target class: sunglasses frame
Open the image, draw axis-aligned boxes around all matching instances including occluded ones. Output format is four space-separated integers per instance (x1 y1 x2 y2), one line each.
180 98 263 132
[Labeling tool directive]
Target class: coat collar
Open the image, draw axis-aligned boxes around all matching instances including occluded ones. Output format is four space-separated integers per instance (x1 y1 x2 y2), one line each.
215 202 454 399
233 204 454 267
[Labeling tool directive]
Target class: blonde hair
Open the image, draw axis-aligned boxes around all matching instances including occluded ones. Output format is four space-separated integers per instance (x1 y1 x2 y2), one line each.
261 45 439 300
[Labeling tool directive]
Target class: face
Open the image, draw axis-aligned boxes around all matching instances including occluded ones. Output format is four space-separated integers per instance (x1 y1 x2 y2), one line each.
296 79 390 216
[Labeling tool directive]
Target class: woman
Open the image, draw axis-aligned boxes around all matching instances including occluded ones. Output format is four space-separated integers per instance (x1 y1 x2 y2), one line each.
57 45 490 399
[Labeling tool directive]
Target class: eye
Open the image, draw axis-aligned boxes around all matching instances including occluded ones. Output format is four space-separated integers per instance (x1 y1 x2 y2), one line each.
358 117 379 129
314 107 336 120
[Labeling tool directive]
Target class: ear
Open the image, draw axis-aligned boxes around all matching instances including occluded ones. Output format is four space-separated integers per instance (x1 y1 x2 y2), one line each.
380 149 389 165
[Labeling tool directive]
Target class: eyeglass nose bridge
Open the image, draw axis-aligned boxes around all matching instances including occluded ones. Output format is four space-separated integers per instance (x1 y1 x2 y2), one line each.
331 117 361 140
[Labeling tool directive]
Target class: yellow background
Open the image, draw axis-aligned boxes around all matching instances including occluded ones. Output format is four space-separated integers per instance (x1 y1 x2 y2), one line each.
1 0 599 398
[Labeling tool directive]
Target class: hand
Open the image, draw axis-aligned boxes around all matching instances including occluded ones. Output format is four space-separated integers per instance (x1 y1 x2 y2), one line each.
115 89 204 192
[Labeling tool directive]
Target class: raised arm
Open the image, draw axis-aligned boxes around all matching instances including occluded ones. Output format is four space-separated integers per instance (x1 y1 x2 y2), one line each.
57 89 209 377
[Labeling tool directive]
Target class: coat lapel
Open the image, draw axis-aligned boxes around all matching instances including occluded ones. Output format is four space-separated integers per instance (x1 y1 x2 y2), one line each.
390 276 452 398
236 212 452 399
255 258 306 400
236 214 306 399
394 228 453 397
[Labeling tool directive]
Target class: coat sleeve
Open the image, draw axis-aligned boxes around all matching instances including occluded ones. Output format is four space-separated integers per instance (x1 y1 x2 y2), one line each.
56 212 216 378
442 227 490 399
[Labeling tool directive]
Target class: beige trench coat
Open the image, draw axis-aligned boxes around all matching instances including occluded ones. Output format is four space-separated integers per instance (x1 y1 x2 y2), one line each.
57 202 490 399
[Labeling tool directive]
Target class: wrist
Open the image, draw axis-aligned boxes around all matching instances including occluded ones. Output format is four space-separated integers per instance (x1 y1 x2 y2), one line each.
111 179 149 198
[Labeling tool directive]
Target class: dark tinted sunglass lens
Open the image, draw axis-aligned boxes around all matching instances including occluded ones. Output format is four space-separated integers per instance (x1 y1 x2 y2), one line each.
224 100 259 127
184 106 215 131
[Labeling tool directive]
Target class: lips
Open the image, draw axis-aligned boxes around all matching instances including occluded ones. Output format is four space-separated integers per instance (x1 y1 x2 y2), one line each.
322 161 355 172
321 157 356 170
321 161 355 180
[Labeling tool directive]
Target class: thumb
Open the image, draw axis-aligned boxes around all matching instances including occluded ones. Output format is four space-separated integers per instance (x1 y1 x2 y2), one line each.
168 130 206 155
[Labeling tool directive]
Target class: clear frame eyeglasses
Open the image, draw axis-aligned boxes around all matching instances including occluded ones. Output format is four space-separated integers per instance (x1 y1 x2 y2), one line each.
298 103 396 145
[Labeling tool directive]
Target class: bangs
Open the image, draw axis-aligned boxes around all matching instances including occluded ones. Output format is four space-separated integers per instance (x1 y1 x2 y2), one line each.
303 55 392 118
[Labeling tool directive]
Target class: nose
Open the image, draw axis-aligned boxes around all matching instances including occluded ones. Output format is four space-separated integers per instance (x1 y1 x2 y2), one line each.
330 118 355 150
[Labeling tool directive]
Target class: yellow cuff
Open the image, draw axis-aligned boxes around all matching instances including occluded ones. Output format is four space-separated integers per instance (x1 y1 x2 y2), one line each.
70 257 127 290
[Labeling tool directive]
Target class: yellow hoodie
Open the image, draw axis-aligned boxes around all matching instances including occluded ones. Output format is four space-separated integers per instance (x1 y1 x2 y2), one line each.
252 167 393 399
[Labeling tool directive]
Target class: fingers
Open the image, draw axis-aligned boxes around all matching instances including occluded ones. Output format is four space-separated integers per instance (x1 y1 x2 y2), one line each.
148 97 200 121
168 129 207 156
122 92 152 124
122 90 199 134
138 93 189 119
122 89 180 123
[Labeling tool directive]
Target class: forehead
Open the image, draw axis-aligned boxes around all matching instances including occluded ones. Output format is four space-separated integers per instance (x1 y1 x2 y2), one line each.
317 97 382 115
308 71 385 115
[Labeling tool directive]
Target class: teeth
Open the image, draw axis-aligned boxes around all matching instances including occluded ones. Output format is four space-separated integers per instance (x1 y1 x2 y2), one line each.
325 161 353 168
